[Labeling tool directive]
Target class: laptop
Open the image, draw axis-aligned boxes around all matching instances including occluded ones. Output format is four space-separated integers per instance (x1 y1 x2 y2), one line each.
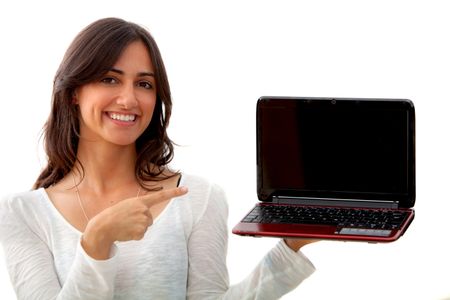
232 96 415 242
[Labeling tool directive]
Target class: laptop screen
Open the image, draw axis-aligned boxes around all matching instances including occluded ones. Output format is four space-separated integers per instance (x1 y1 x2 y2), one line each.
257 97 415 207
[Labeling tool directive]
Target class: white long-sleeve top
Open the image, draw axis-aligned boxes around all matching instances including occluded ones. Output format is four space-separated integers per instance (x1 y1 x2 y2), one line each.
0 174 315 299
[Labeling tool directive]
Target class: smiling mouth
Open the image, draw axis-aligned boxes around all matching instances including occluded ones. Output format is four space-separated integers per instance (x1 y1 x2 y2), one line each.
107 112 137 122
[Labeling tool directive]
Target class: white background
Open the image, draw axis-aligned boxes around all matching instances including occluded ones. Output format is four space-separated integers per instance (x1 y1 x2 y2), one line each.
0 1 449 299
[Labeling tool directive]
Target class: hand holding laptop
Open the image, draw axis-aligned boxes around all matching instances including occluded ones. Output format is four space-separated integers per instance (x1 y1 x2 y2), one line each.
284 238 319 251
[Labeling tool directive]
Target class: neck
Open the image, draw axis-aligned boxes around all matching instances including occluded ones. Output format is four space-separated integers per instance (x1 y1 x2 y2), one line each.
74 139 138 194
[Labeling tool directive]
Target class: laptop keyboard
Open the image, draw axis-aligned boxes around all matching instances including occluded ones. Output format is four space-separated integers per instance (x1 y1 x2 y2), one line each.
242 205 407 230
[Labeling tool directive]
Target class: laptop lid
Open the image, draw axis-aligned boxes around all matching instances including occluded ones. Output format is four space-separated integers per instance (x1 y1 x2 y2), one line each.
257 96 415 208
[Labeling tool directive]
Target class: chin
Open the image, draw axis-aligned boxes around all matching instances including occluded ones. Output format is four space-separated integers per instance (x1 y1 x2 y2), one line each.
108 136 140 147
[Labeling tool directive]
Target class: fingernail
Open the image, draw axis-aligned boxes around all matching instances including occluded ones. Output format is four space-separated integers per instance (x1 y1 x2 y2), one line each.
179 186 188 193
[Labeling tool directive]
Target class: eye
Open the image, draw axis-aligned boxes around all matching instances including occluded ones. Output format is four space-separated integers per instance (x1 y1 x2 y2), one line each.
100 77 118 84
138 81 153 90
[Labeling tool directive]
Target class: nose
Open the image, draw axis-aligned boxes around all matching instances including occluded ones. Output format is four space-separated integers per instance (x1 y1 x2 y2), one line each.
116 82 138 109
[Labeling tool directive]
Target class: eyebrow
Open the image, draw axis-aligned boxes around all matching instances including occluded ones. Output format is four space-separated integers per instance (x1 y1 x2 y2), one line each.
109 68 155 77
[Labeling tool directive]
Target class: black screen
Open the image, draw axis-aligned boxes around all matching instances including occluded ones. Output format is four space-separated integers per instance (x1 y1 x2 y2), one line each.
257 98 415 205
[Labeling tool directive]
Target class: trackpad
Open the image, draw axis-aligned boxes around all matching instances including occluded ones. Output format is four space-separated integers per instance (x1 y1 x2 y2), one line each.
339 228 392 237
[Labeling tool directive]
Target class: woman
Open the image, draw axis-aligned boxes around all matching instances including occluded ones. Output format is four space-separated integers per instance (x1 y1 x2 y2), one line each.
0 18 315 299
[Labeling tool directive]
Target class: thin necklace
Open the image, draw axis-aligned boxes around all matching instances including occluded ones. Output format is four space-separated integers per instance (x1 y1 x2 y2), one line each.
71 173 141 222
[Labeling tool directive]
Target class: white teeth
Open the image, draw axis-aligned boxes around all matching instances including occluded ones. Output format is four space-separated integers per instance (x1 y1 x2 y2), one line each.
109 113 136 122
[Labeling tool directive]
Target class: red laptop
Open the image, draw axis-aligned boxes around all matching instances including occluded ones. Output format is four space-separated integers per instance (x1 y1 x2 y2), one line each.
232 96 415 242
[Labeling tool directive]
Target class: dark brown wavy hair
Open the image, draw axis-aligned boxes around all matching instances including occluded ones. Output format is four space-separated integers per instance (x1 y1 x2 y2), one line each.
34 18 177 189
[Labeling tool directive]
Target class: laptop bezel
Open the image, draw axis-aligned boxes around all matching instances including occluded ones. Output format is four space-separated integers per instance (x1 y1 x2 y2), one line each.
256 96 416 209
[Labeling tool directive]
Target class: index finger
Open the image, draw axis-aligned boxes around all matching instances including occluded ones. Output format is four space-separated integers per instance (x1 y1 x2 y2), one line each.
139 186 188 207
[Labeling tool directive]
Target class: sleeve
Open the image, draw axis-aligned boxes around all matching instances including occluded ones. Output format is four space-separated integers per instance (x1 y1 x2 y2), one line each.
0 195 119 300
186 184 316 300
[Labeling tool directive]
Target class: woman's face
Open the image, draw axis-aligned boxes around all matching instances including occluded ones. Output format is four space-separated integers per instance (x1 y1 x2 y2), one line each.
75 40 157 147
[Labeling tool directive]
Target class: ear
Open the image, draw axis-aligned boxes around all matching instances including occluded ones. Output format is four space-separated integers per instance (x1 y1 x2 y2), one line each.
72 90 79 104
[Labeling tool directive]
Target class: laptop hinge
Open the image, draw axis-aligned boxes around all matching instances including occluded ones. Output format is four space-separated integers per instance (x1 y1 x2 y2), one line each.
272 196 400 209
